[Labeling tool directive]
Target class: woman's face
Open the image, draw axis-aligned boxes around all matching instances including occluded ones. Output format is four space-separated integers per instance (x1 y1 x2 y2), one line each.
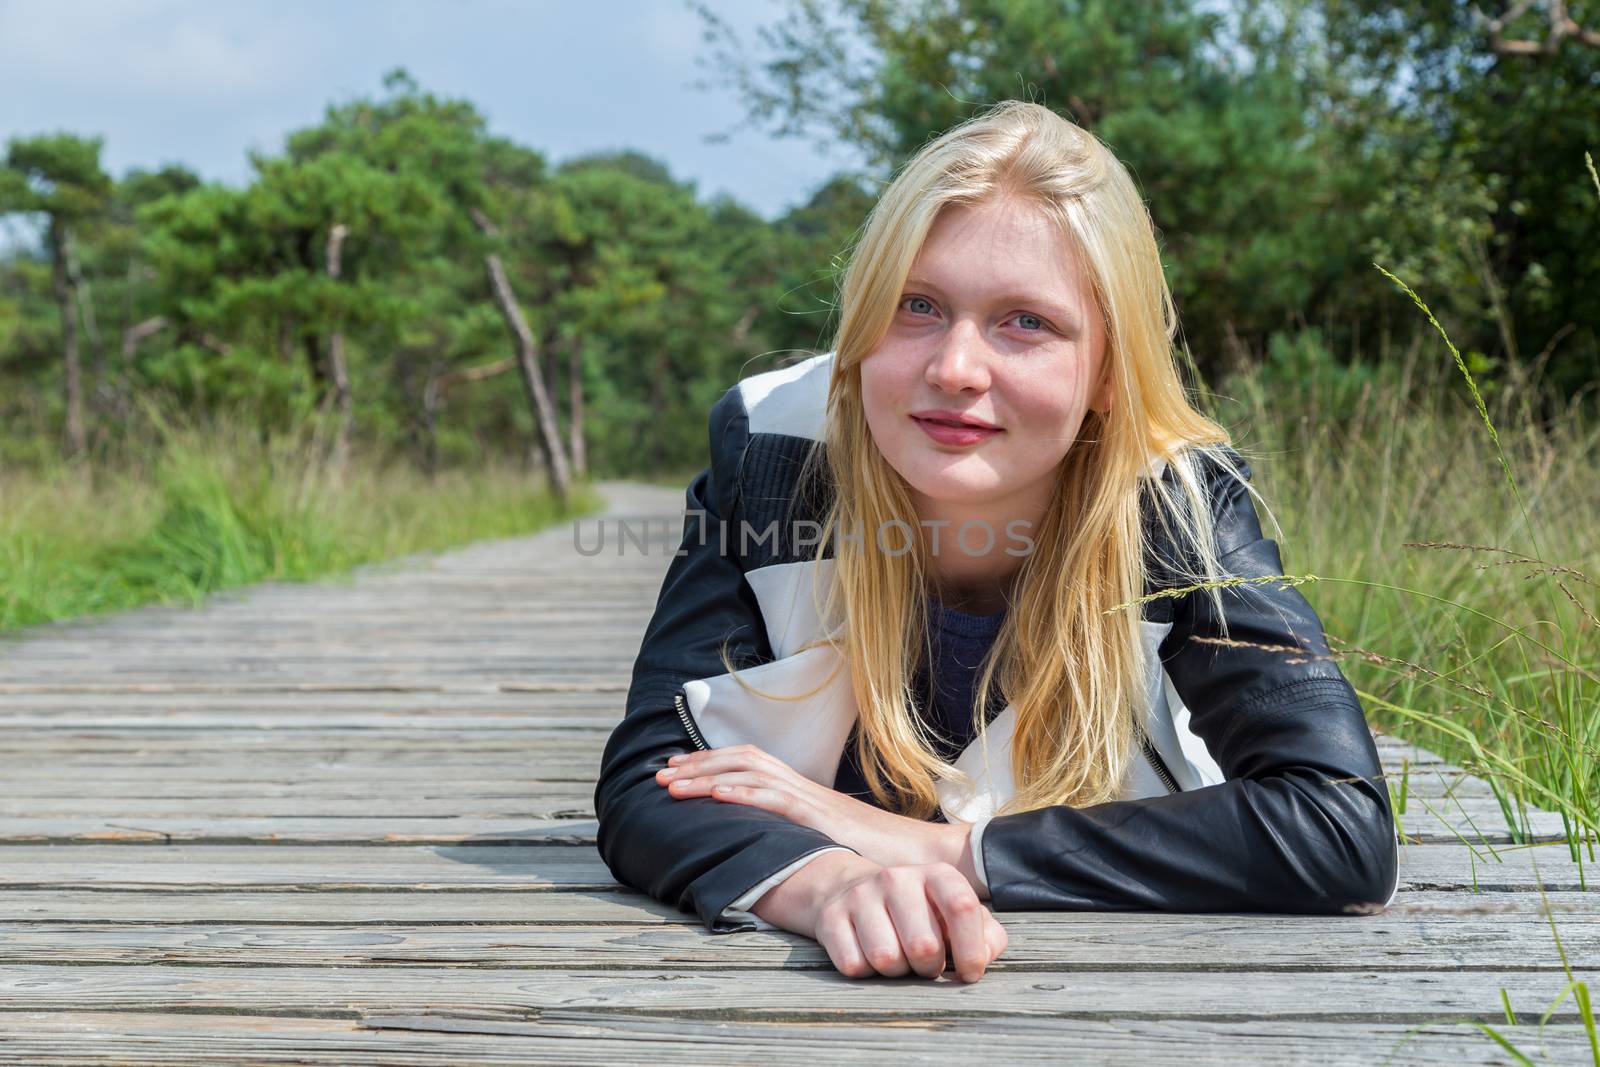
859 195 1112 522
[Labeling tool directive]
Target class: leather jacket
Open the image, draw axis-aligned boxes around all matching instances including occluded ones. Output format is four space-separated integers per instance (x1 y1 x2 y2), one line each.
594 351 1401 934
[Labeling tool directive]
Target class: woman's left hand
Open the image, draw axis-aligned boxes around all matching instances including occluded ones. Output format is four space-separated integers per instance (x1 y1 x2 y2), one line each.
654 743 968 872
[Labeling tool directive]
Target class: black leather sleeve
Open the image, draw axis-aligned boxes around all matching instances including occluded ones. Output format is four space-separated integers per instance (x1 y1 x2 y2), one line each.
979 447 1398 915
593 386 860 934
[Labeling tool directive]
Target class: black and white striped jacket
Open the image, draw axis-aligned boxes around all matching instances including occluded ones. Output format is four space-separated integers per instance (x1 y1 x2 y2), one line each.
595 351 1401 934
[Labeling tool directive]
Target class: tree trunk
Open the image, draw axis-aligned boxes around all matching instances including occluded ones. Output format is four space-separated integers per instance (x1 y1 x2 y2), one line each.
420 358 443 477
544 334 560 435
64 241 109 452
116 316 167 426
469 208 572 503
48 219 86 459
279 314 297 364
303 331 340 472
304 334 327 402
324 223 353 472
567 336 587 478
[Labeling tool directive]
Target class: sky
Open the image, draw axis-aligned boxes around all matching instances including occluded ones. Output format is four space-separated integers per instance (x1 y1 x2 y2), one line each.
0 0 872 223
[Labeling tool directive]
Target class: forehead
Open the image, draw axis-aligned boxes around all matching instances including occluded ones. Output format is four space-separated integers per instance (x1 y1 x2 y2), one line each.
911 199 1091 305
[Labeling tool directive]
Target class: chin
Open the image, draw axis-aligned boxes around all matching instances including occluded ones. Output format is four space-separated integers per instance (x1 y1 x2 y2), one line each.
903 467 1005 503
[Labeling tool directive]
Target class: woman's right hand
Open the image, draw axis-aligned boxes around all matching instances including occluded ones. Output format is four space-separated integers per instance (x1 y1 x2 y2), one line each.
801 853 1009 982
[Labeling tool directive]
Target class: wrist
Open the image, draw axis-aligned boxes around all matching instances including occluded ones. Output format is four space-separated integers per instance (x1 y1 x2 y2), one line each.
950 821 990 900
753 849 880 935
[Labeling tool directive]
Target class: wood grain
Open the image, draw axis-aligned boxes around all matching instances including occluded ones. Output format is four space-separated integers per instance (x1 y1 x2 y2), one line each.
0 478 1590 1064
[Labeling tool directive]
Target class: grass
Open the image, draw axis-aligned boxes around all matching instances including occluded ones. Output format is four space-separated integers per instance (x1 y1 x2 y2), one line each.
1114 153 1599 1065
1237 279 1599 854
1353 269 1597 1065
0 412 604 634
1204 174 1596 1062
1122 324 1598 860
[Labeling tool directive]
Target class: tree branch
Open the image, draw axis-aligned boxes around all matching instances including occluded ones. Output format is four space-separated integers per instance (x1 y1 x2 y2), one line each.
1473 0 1600 55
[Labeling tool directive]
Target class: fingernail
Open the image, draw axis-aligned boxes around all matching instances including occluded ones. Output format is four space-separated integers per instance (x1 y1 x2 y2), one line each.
658 768 677 778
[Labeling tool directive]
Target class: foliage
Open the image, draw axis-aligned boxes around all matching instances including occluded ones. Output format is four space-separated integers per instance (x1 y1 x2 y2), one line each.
691 0 1598 398
0 62 876 476
0 2 1595 478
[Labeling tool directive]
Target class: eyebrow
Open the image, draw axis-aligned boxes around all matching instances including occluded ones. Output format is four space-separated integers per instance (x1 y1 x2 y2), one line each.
902 274 1081 335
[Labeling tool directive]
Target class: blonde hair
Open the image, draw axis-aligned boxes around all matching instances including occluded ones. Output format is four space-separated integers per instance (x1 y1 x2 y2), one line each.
725 99 1261 819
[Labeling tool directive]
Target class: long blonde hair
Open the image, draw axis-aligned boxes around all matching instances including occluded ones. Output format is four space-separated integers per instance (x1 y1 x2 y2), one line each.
728 99 1262 819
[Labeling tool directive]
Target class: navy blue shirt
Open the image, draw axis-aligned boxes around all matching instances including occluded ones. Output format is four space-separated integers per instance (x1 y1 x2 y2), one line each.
830 597 1008 821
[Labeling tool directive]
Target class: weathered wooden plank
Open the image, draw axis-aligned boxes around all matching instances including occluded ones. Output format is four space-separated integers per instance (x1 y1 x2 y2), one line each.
0 889 1588 925
0 669 635 685
4 613 658 632
0 740 1459 771
0 734 612 753
0 649 648 667
0 772 1495 815
0 686 627 704
0 693 628 714
0 715 608 731
0 748 1486 805
3 1011 1593 1067
0 730 1457 763
0 820 591 845
0 778 588 797
0 752 1478 801
0 813 1570 847
0 964 1591 1022
0 725 1468 750
0 788 1534 820
0 822 599 845
0 793 596 815
0 757 1493 798
0 843 1589 891
0 912 1594 970
0 765 1492 813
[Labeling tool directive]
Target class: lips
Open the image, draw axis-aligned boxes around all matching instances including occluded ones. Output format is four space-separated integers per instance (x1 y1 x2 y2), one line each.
909 409 1001 430
912 415 1002 446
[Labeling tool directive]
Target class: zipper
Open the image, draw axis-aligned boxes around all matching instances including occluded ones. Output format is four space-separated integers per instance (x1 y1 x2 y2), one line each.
1141 731 1181 794
673 688 710 751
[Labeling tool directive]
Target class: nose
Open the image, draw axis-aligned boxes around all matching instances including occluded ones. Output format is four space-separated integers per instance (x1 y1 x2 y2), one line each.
923 321 991 394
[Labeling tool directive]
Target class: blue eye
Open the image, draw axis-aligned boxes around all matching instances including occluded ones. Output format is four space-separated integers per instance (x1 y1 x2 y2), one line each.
898 297 1050 334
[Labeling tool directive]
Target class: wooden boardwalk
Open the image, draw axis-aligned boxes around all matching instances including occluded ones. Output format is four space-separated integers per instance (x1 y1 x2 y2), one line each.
0 479 1593 1064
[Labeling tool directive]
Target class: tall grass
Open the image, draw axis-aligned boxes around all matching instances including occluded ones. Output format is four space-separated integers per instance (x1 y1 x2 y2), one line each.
0 413 602 633
1216 321 1598 854
1191 158 1599 1063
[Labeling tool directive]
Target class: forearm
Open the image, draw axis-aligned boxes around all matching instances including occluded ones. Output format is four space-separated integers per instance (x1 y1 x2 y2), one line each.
980 745 1398 914
799 805 992 900
595 700 854 932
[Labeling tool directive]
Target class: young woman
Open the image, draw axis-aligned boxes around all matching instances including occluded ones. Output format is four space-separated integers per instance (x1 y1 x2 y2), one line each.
594 100 1400 985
